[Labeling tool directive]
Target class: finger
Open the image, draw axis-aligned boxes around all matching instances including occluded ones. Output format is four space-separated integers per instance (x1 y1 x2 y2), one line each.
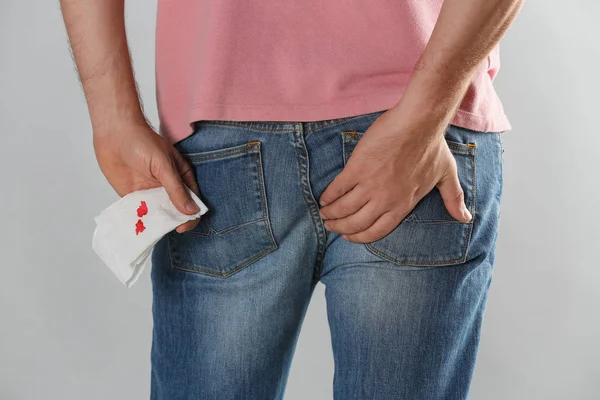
319 169 358 206
173 151 201 197
342 211 402 243
154 155 200 215
319 184 370 220
323 200 381 235
437 169 471 222
172 151 201 233
175 219 199 233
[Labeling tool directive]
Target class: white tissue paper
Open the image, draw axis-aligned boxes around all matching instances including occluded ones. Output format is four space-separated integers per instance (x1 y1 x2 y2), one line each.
92 186 208 287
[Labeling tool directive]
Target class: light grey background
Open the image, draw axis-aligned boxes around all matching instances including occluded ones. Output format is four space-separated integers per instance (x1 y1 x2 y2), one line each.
1 1 598 399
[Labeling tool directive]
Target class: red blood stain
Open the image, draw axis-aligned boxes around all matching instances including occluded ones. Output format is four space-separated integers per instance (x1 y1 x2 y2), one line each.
135 219 146 235
137 201 148 218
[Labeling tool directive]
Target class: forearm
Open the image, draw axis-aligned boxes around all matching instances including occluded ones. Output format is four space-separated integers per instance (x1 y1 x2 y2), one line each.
396 0 523 132
60 0 146 135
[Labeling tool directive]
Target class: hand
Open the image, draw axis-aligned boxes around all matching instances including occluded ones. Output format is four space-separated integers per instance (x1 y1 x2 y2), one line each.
93 121 201 233
318 108 472 243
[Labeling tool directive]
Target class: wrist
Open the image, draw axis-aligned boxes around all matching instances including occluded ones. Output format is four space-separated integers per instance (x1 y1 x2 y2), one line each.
88 90 149 137
391 57 474 134
399 75 467 122
92 113 150 139
82 73 148 137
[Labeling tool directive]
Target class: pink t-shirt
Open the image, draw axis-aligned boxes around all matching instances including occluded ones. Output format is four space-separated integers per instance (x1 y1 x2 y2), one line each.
155 0 511 145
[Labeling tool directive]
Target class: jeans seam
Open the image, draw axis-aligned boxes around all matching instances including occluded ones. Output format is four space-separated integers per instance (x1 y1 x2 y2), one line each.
292 125 327 282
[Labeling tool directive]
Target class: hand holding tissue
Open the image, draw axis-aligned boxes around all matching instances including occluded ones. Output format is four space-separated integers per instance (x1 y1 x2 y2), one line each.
92 187 208 287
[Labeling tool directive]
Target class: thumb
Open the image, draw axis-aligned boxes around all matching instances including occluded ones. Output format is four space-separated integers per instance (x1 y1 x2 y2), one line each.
154 155 200 215
437 169 472 223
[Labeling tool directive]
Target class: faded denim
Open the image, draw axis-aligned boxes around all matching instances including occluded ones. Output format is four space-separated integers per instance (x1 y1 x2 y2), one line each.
150 109 504 399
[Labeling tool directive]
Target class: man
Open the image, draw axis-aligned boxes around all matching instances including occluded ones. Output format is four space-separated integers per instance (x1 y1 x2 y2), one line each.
60 0 522 398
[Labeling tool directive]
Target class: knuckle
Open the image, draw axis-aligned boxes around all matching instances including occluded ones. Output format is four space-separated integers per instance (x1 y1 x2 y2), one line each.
338 203 354 215
181 169 199 189
178 159 193 174
454 190 465 202
347 220 366 233
320 191 334 203
389 211 404 225
373 192 398 211
375 229 388 240
396 199 415 214
447 161 458 174
149 156 163 176
171 183 186 194
152 154 174 178
169 186 189 204
365 226 388 242
377 191 395 207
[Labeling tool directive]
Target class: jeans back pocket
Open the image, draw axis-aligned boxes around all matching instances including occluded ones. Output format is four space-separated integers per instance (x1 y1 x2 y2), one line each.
167 141 278 277
342 130 476 267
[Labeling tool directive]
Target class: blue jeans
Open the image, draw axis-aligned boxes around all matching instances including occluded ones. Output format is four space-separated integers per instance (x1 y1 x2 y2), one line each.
150 109 504 399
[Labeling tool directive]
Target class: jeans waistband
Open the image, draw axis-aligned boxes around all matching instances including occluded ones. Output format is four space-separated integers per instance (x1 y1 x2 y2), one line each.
193 109 388 135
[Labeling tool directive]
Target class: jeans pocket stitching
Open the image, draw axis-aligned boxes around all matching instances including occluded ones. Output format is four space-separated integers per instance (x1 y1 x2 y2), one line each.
168 237 278 278
364 235 471 266
254 141 279 252
186 216 271 237
183 142 259 162
339 134 477 267
167 140 279 277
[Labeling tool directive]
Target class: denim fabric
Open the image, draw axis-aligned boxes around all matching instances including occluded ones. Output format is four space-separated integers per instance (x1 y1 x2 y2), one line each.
150 109 504 400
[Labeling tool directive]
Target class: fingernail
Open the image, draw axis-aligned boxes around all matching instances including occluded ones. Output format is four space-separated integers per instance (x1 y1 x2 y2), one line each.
186 200 200 213
320 199 328 206
463 208 472 221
